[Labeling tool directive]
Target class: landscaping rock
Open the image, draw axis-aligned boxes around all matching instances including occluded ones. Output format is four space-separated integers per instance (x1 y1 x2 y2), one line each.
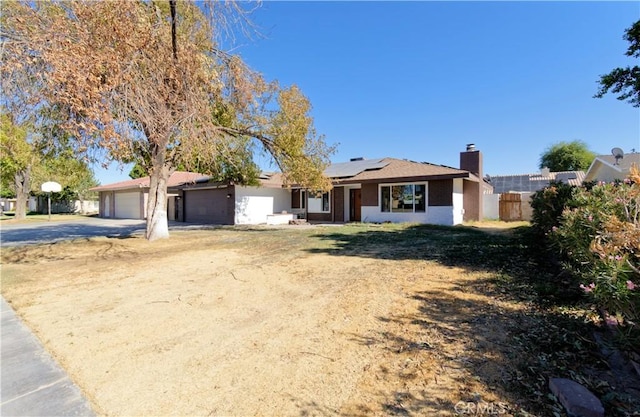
289 219 307 225
549 378 604 417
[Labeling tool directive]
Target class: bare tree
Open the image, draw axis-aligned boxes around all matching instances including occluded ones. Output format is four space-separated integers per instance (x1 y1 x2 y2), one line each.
1 1 333 239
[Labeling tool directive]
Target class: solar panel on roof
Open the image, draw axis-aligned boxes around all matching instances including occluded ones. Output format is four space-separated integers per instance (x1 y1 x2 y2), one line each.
324 158 389 178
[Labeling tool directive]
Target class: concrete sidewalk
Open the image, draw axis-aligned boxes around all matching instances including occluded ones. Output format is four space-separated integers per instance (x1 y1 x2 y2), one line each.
1 297 95 416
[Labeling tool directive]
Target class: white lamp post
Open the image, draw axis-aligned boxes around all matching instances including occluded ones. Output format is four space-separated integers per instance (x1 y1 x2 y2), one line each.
41 181 62 221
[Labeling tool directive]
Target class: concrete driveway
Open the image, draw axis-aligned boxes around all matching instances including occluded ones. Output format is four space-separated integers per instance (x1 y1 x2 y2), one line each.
0 218 147 247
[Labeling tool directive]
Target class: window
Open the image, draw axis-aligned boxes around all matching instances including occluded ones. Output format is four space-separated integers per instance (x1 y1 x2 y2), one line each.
301 190 306 209
381 183 426 213
308 191 330 213
381 186 390 212
414 184 425 212
321 192 329 212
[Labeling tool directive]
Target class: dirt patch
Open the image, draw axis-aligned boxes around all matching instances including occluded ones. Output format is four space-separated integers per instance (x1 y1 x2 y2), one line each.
0 225 602 416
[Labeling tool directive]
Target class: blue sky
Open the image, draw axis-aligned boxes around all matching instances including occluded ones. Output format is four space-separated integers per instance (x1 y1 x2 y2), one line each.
95 1 640 184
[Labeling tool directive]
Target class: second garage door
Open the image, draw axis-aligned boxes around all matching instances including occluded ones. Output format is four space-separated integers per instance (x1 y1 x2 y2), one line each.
184 188 233 224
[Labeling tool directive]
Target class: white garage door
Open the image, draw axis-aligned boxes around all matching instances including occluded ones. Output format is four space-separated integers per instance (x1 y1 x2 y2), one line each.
114 192 142 219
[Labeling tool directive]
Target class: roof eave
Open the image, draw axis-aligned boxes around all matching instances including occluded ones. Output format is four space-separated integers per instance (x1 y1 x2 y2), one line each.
337 172 471 185
90 183 147 192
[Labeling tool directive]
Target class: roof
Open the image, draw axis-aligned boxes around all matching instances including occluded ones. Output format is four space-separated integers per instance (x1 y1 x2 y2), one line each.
594 153 640 170
91 171 209 192
488 170 585 194
327 158 472 184
324 158 389 178
585 153 640 182
94 157 476 192
256 172 285 188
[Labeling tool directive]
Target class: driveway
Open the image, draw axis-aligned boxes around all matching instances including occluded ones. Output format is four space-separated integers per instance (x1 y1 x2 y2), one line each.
0 218 147 247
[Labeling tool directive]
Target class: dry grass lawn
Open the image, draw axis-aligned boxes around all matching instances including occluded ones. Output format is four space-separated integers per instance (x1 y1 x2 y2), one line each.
0 223 614 416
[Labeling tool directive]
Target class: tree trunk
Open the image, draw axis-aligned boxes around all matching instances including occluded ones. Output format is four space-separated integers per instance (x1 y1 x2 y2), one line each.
13 167 30 220
145 145 172 241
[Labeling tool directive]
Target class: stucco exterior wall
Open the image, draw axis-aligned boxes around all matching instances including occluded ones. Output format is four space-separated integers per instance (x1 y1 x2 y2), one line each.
428 179 453 206
356 179 463 226
452 178 464 225
462 180 481 221
585 165 624 183
234 186 291 225
99 191 113 218
333 186 345 222
483 193 500 220
361 206 455 225
361 183 378 206
521 192 534 221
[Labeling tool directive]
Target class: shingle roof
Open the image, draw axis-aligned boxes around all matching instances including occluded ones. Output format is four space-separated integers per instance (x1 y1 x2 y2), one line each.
330 158 471 184
324 158 389 178
257 172 285 188
488 170 585 194
91 171 209 191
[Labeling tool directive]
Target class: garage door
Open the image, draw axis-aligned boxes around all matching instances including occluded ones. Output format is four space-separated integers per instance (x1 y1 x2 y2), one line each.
114 192 142 219
184 188 232 224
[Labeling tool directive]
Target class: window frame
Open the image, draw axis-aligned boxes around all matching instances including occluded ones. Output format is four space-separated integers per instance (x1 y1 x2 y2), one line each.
308 191 331 213
380 182 427 213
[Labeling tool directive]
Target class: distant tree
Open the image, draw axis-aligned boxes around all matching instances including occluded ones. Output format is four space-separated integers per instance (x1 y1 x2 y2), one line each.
0 114 37 219
39 151 99 214
128 139 261 186
0 188 15 199
539 140 596 172
594 19 640 107
0 113 99 217
1 1 334 240
128 163 148 180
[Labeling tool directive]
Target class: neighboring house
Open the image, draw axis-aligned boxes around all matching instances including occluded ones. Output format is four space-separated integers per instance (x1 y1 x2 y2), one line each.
487 169 585 194
31 196 99 214
93 145 487 226
0 198 18 213
0 196 96 215
584 152 640 183
485 169 585 221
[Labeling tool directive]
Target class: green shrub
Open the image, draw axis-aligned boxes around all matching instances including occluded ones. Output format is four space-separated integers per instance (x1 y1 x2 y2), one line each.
531 172 640 330
552 179 639 327
530 181 579 238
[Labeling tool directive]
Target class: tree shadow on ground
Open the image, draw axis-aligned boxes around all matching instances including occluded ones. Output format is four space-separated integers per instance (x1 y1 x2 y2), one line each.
307 224 519 266
301 224 639 416
307 224 581 305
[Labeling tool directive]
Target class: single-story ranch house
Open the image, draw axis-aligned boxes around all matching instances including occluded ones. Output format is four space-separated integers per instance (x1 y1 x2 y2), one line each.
92 145 487 226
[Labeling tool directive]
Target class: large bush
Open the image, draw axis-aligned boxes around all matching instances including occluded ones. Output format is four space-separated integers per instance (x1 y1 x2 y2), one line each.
531 169 640 329
530 181 579 238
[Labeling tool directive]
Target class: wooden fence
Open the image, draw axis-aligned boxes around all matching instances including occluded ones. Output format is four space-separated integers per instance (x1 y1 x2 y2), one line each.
499 193 522 222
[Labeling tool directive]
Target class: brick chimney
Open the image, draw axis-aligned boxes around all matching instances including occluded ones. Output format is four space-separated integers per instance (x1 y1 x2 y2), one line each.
460 144 483 221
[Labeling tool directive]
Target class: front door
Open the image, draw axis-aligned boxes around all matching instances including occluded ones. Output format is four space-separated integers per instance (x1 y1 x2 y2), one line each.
350 189 361 222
